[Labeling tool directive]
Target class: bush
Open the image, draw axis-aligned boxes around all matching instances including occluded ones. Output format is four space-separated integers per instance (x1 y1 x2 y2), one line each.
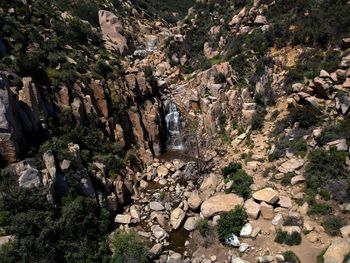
317 117 350 146
305 149 348 202
214 73 226 84
283 251 301 263
111 230 148 263
196 219 209 236
322 216 343 236
275 230 301 246
283 215 303 227
222 162 253 199
251 107 266 130
308 200 333 215
288 105 323 129
217 206 247 242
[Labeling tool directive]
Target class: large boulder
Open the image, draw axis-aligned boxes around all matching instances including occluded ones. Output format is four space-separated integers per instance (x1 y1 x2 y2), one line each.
253 188 279 204
201 193 244 218
188 190 202 210
323 238 350 263
98 10 128 55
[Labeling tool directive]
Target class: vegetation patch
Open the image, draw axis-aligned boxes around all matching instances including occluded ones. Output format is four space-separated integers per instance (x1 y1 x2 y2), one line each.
217 206 247 242
322 216 343 236
304 149 348 203
222 162 253 199
275 230 302 246
110 230 148 263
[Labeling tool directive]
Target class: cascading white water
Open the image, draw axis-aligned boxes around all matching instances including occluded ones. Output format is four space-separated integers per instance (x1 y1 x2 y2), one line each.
164 101 184 150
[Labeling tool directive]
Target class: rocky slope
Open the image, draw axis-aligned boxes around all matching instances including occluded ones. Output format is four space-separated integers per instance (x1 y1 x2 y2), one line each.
1 0 350 262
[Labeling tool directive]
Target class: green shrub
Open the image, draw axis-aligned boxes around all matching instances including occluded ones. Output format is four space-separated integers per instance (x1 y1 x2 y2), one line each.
317 117 350 146
251 107 266 130
275 230 301 246
305 149 348 202
283 251 301 263
289 105 323 129
222 162 253 199
322 216 343 236
196 219 209 236
283 216 303 227
214 73 226 84
281 172 294 186
111 230 148 263
217 206 247 242
308 199 333 215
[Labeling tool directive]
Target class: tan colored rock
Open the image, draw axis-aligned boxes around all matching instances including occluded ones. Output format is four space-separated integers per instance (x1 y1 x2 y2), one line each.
244 198 260 219
323 238 350 263
199 173 222 200
306 232 319 243
114 214 131 224
278 158 304 174
278 196 292 208
201 193 244 218
156 165 169 178
254 15 267 25
170 208 186 230
188 191 202 210
340 225 350 238
291 175 305 185
260 201 274 219
253 188 279 204
184 217 200 231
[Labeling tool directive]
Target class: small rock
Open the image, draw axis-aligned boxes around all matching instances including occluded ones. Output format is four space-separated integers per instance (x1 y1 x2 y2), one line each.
114 214 131 224
184 217 200 231
239 243 249 252
291 175 305 185
240 223 253 237
149 243 163 260
251 227 261 238
226 233 240 247
253 188 279 204
272 213 284 226
340 225 350 238
260 202 274 219
244 198 260 219
150 201 165 211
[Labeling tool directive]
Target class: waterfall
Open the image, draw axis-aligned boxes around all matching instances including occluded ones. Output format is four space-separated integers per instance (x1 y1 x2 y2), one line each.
164 101 184 150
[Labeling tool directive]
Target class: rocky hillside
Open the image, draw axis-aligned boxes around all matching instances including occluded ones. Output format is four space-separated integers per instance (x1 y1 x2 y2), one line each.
1 0 350 262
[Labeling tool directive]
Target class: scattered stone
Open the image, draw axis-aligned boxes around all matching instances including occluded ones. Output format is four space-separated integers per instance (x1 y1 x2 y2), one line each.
151 225 169 241
278 158 304 174
239 243 249 252
291 175 305 185
278 196 292 208
201 193 244 218
232 257 249 263
114 214 131 224
149 243 163 260
326 139 348 151
275 255 285 263
306 232 319 243
240 223 253 237
260 201 274 219
258 255 274 263
251 227 261 238
150 201 165 211
188 191 202 210
254 15 268 25
168 252 182 263
170 208 186 230
244 198 260 219
226 233 240 247
157 165 169 177
340 225 350 238
272 213 284 226
184 217 200 231
253 188 279 204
